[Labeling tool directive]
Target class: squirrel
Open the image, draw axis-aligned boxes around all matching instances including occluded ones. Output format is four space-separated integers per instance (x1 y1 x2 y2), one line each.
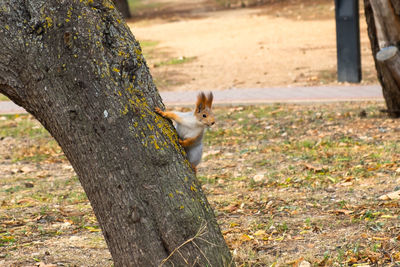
155 92 215 173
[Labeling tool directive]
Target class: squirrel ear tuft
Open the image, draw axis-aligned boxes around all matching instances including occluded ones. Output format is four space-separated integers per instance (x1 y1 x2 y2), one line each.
206 92 213 108
196 92 206 112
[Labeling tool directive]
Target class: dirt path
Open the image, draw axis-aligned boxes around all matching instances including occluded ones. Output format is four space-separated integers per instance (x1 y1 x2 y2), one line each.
128 0 377 92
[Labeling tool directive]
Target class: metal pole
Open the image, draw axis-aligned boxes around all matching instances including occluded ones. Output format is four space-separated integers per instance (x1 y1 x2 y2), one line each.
334 0 361 83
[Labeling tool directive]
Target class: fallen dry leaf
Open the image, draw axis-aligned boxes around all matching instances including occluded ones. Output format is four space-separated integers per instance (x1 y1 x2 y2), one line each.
330 209 354 215
372 236 389 241
37 262 58 267
253 230 266 236
338 181 353 187
252 174 265 182
378 190 400 200
240 234 254 241
303 163 325 172
17 198 37 205
299 260 311 267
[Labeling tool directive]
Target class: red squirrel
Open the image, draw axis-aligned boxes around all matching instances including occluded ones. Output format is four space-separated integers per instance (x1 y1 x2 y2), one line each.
155 92 215 172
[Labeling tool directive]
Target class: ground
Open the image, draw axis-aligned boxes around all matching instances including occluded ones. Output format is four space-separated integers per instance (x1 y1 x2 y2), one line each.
127 0 377 92
2 1 400 267
1 102 400 266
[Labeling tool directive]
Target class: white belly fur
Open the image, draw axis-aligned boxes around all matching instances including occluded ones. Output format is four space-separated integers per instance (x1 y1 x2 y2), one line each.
173 111 205 166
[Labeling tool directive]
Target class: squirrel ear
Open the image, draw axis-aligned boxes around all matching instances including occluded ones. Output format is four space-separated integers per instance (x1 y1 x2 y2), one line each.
206 92 213 108
196 92 206 113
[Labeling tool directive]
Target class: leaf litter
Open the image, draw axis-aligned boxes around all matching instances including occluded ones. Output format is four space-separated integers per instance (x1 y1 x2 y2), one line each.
1 101 400 266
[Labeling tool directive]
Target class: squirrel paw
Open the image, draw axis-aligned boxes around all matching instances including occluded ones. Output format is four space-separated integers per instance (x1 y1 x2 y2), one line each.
155 107 166 117
191 163 197 174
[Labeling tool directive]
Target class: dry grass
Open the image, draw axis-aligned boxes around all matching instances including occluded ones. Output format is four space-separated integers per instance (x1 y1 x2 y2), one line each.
1 101 400 266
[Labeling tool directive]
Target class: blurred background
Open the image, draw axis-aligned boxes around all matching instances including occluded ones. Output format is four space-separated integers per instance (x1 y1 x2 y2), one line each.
116 0 377 91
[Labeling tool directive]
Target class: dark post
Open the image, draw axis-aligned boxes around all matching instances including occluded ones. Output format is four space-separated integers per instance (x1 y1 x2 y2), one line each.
334 0 361 83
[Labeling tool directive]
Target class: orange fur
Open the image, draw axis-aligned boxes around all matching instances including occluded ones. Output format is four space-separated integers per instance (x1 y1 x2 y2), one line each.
194 92 215 127
206 92 213 108
155 92 215 173
179 133 202 147
155 107 183 124
195 92 207 113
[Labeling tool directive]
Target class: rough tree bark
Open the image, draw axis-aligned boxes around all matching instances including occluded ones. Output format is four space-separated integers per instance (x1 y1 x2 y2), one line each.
0 0 232 266
364 0 400 117
112 0 131 19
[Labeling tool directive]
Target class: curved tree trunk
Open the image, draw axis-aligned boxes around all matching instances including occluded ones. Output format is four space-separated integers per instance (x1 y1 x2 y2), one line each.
112 0 132 19
0 0 232 266
364 0 400 117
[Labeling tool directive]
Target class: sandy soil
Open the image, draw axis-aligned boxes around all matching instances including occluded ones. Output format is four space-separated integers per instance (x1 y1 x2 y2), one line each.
128 0 377 92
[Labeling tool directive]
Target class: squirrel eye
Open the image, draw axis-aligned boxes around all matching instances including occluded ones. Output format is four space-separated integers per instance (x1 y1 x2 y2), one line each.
202 114 207 118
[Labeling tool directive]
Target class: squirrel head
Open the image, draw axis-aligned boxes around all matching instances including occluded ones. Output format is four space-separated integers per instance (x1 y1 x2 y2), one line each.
194 92 215 127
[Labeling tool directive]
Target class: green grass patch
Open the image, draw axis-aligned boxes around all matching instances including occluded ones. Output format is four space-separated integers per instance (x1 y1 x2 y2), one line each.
0 233 16 247
0 93 9 101
128 0 166 16
0 114 50 139
154 56 196 68
138 40 160 60
0 114 64 162
139 40 159 48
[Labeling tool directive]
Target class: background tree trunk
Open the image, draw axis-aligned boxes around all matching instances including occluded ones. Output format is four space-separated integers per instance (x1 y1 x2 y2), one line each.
364 0 400 117
112 0 132 18
0 0 232 266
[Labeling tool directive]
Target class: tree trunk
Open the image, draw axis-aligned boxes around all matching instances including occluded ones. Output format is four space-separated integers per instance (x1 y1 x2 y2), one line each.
364 0 400 117
112 0 132 19
0 0 232 266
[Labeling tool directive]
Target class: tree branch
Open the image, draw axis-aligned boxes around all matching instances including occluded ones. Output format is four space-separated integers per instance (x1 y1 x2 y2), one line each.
390 0 400 15
370 0 400 48
376 46 400 87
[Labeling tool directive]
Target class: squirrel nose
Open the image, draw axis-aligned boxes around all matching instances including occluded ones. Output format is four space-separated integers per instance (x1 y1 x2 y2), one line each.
211 121 215 126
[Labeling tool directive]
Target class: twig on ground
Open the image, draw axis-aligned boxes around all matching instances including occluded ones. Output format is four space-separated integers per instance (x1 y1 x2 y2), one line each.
159 221 210 267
